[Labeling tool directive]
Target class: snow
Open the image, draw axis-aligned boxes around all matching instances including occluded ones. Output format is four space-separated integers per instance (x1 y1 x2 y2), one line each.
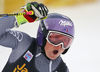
0 1 100 72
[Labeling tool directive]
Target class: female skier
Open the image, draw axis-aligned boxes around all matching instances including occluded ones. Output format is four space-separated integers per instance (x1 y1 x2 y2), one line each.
0 2 74 72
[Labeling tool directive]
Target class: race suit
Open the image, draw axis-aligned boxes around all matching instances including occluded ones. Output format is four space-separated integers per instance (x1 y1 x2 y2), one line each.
0 16 69 72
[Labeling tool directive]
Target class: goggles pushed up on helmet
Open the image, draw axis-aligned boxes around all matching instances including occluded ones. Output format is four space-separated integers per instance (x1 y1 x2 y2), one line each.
46 31 73 49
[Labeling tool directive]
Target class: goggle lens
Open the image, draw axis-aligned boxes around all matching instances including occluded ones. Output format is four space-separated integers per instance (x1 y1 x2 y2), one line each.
47 31 73 49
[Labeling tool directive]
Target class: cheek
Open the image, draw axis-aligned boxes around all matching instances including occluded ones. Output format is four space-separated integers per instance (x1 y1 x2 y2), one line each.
45 41 54 49
57 48 64 54
45 47 51 54
60 49 65 54
44 42 52 53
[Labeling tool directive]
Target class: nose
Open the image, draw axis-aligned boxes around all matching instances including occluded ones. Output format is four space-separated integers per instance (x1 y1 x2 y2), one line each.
56 44 62 48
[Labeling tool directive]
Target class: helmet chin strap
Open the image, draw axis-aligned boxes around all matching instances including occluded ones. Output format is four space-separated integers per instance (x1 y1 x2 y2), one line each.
41 36 51 60
40 20 50 59
42 48 51 60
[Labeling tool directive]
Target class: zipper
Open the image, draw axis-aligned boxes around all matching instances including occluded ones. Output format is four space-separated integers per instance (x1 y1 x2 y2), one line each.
49 60 52 72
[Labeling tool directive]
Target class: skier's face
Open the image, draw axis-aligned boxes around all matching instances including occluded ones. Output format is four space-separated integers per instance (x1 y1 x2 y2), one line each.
44 41 65 60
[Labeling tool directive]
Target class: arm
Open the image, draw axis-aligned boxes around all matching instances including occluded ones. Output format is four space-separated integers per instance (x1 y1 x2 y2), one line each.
0 2 48 63
0 16 15 37
0 16 33 49
0 2 48 49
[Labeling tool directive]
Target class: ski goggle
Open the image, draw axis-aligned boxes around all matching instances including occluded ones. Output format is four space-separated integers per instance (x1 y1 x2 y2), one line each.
46 31 73 49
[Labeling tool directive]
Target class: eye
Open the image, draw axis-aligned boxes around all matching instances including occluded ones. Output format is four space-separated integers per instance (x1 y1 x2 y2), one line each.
54 35 60 39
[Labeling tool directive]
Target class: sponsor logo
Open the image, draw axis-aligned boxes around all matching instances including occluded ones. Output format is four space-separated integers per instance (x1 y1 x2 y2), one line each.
64 29 68 32
23 50 33 62
6 29 23 42
13 63 28 72
59 20 72 26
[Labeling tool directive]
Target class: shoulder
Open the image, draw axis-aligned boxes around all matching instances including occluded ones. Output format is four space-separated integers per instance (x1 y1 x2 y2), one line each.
53 57 69 72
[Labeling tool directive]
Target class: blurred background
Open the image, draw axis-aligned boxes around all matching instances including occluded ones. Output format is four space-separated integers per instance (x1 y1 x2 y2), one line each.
0 0 100 72
0 0 96 13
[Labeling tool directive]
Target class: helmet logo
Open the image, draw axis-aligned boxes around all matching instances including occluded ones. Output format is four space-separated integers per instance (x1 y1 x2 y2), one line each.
59 20 72 26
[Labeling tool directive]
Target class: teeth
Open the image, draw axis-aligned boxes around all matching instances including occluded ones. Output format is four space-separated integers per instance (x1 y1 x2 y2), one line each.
53 50 58 54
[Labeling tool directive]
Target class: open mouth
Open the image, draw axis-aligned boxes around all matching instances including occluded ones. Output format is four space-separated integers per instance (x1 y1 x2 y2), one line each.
53 50 58 55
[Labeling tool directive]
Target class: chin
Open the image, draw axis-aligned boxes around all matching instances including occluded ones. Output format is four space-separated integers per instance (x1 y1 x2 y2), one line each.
48 56 58 60
50 58 56 60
